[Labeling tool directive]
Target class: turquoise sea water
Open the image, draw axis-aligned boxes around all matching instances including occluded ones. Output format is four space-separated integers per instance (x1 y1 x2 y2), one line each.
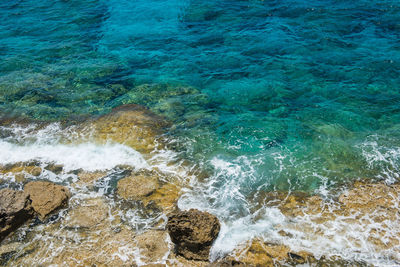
1 0 400 263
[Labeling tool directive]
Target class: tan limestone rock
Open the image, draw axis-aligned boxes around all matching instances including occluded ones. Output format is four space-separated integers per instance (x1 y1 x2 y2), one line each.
167 209 221 261
117 172 159 201
136 230 170 264
143 183 181 213
0 189 33 241
86 104 170 153
24 181 71 219
66 198 109 228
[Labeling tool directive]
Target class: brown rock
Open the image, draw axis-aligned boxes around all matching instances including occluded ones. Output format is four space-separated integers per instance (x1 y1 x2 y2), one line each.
167 254 210 267
167 209 220 261
24 181 71 219
0 242 21 265
339 182 399 212
231 239 313 266
143 183 181 213
207 259 247 267
231 240 274 266
12 224 138 266
66 198 108 228
136 230 169 264
29 166 42 177
14 173 26 183
44 164 63 174
0 163 41 179
87 104 170 153
117 173 159 201
75 171 107 187
0 189 33 241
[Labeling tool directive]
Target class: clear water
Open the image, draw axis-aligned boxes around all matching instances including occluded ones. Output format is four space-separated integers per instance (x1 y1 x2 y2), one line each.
1 0 400 265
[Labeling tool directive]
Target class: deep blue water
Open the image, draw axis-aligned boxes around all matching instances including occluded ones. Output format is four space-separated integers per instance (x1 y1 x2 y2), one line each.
1 0 400 194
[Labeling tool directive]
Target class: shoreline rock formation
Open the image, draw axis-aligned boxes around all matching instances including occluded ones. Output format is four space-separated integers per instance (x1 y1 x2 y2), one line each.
1 105 399 266
0 189 33 242
24 181 71 220
167 209 221 261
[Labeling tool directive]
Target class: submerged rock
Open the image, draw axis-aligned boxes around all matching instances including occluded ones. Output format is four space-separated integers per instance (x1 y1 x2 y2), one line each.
86 104 170 153
24 181 71 220
207 259 247 267
74 170 107 188
136 230 170 264
0 163 42 181
0 189 33 241
0 242 22 265
167 254 210 267
339 182 400 214
167 209 220 261
65 198 109 228
117 172 159 201
228 239 314 266
142 183 181 213
44 164 63 174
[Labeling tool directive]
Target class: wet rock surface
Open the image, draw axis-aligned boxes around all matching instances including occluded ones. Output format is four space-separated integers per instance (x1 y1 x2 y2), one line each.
228 239 314 266
0 189 33 241
167 209 221 261
135 230 170 264
142 183 181 213
65 198 109 228
117 172 159 201
24 181 71 219
86 104 170 153
0 242 22 266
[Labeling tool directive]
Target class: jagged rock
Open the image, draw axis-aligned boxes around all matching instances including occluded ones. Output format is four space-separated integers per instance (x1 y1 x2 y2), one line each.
24 181 71 219
0 189 33 241
117 172 159 201
136 230 170 264
167 209 220 261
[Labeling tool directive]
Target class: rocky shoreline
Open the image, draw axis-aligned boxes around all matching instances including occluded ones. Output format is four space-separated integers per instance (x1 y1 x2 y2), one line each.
0 104 399 266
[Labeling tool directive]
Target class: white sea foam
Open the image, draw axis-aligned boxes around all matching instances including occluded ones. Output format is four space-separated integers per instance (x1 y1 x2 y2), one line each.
359 136 400 184
0 140 149 172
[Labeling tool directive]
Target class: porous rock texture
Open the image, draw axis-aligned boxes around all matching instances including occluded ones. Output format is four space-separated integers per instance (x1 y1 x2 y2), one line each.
117 173 159 201
87 104 170 153
0 189 33 241
167 209 220 261
24 181 71 219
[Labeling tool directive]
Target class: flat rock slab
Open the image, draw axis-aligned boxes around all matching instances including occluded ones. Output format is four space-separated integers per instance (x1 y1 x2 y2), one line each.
117 173 159 201
167 209 220 261
0 189 33 241
136 230 170 264
24 181 71 219
66 198 108 228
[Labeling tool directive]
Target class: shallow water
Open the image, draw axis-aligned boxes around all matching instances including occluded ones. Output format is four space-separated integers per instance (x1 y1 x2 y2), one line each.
1 0 400 265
